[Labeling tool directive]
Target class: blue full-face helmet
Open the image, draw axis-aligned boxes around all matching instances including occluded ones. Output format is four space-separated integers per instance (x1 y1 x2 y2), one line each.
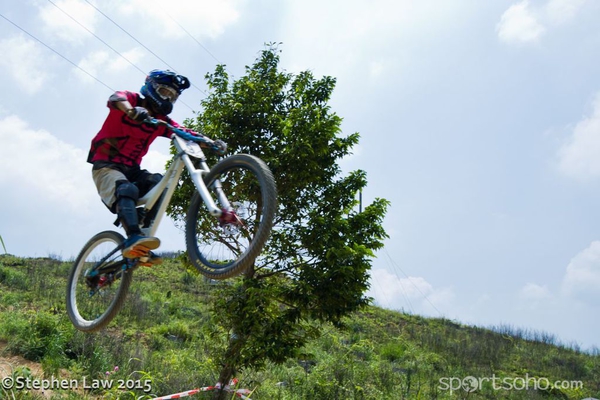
141 69 190 115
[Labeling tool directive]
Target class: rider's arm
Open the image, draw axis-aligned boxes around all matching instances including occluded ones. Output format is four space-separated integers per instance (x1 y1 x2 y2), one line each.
108 92 131 113
108 91 145 120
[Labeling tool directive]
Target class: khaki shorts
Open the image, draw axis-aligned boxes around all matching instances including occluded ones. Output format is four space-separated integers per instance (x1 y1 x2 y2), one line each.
92 167 127 209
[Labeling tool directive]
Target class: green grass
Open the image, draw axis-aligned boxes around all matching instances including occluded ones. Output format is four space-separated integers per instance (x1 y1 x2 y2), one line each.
0 254 598 399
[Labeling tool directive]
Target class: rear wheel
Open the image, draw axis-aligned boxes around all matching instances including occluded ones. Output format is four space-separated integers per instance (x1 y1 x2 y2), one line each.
185 154 277 279
66 231 133 332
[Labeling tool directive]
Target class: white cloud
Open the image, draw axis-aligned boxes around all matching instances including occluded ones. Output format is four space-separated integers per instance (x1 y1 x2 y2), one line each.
280 0 465 78
112 0 242 39
0 115 96 213
557 93 600 180
497 1 545 44
75 48 145 84
111 48 146 73
545 0 588 24
561 241 600 300
75 50 111 84
518 283 553 310
38 0 98 45
0 36 49 94
497 0 588 44
520 283 552 300
141 149 171 173
0 114 186 258
367 268 454 316
0 114 116 258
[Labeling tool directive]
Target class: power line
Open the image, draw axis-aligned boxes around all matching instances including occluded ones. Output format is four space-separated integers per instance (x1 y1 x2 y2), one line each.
82 0 177 71
147 1 236 87
380 251 415 314
382 248 444 317
82 0 208 97
147 1 236 91
155 3 223 65
2 1 215 111
42 0 196 112
0 9 197 113
45 0 146 76
0 12 115 92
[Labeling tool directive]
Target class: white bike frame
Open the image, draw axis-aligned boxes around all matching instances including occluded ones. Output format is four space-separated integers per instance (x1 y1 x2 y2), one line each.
137 134 231 238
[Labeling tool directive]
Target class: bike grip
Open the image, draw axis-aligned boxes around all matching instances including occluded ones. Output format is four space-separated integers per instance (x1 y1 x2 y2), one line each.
212 139 227 155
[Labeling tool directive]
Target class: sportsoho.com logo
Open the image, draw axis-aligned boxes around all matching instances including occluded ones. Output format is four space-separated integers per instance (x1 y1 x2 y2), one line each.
438 374 584 393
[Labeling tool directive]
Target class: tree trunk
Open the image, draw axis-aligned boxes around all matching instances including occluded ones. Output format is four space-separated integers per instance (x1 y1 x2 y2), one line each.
212 331 246 400
213 278 253 399
212 363 235 400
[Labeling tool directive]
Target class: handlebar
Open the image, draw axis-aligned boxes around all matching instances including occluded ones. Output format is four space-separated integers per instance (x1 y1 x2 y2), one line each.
144 118 227 155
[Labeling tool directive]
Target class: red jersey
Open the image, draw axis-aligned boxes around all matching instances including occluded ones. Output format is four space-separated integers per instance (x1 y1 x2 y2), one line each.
87 91 190 167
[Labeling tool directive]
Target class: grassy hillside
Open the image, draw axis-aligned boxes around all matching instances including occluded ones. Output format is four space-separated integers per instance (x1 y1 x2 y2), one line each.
0 254 598 399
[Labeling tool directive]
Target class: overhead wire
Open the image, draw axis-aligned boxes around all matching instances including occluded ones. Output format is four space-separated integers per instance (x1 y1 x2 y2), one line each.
45 0 147 77
42 0 200 111
159 7 223 65
369 268 397 311
9 0 228 106
382 248 444 317
82 0 208 98
152 5 241 99
355 193 414 314
152 3 237 84
82 0 177 71
0 12 115 92
385 253 416 314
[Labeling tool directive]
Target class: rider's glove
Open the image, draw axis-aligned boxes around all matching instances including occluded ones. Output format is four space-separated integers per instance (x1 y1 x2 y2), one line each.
128 107 149 122
213 139 227 155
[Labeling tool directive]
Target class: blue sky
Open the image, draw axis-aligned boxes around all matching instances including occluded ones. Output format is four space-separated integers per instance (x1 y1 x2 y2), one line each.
1 0 599 351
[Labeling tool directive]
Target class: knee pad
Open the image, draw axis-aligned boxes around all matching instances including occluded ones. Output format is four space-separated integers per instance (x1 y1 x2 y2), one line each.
115 181 140 202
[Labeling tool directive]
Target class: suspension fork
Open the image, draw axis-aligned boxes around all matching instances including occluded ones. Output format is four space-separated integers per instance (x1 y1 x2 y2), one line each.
180 153 232 216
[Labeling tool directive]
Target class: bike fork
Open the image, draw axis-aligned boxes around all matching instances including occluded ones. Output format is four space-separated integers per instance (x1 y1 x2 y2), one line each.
181 154 231 216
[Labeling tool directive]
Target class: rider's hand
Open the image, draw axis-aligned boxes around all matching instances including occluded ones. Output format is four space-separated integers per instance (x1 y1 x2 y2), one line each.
213 139 227 155
127 107 149 123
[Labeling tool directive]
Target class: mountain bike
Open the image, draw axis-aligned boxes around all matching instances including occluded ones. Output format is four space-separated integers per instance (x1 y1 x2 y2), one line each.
66 119 277 332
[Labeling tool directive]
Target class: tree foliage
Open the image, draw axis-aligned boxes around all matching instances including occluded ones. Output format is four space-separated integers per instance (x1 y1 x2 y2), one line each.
168 44 389 390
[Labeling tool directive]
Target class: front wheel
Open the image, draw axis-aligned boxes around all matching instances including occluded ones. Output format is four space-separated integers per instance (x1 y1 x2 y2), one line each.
66 231 133 332
186 154 277 279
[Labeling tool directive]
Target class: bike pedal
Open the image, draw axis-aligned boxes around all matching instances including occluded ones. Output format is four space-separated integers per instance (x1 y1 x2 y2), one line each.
123 245 151 259
138 261 153 267
137 254 152 267
138 252 162 267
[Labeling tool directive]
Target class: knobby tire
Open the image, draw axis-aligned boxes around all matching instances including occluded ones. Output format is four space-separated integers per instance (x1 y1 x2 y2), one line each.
185 154 277 279
66 231 133 332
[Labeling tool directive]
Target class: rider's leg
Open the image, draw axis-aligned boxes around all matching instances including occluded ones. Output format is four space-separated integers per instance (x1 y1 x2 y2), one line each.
134 172 164 228
115 181 160 258
130 172 164 265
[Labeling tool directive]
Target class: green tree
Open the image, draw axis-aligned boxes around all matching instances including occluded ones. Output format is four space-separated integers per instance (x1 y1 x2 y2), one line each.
170 44 389 398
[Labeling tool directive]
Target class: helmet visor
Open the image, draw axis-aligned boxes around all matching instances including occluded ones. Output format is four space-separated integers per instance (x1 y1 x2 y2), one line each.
154 84 179 103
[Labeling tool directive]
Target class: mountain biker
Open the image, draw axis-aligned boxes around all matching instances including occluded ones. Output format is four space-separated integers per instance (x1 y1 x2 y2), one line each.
87 69 193 262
